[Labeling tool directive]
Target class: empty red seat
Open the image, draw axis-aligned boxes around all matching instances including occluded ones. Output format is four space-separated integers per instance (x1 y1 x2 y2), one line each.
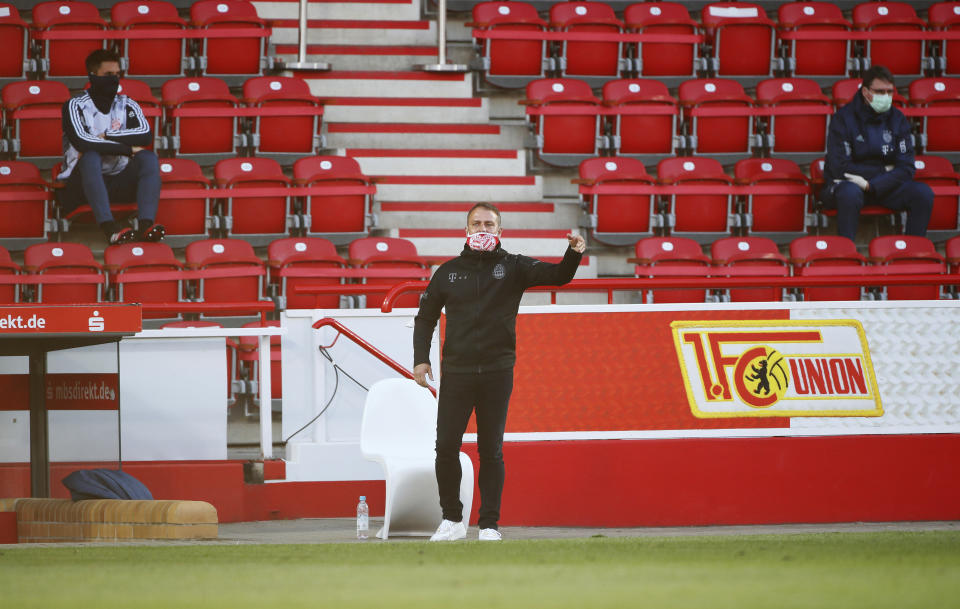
869 235 946 300
161 77 241 157
790 235 870 301
678 78 756 156
23 242 104 304
632 236 712 303
602 78 679 156
701 2 776 77
909 77 960 154
349 237 427 309
104 241 183 318
657 156 734 239
268 236 347 310
30 1 106 77
157 158 212 240
930 1 960 76
549 1 627 81
470 1 550 88
624 2 700 78
755 77 831 155
190 0 269 77
734 157 811 240
292 156 374 238
852 1 927 77
2 80 71 160
214 157 292 239
576 156 657 245
0 3 30 79
0 244 21 303
522 78 604 166
0 160 51 244
711 235 789 302
236 320 282 405
111 0 189 77
184 238 266 316
777 1 854 78
242 76 323 155
946 234 960 274
913 155 960 238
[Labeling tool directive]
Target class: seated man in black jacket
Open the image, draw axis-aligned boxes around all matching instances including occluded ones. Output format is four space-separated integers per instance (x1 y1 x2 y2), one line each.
57 49 164 245
821 65 933 242
413 202 585 542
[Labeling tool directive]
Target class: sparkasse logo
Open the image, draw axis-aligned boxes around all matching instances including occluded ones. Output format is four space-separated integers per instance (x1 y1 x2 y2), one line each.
671 320 882 418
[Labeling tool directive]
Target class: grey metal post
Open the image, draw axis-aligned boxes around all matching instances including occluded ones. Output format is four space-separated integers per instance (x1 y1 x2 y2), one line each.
418 0 467 72
279 0 330 72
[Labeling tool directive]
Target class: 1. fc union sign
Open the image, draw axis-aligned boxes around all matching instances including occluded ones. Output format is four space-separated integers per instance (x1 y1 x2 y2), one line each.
670 320 883 418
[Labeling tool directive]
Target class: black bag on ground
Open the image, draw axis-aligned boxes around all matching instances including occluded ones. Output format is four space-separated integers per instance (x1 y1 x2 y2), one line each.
62 469 153 501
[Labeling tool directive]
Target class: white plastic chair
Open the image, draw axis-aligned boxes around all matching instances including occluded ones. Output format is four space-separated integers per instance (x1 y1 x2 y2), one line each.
360 378 474 540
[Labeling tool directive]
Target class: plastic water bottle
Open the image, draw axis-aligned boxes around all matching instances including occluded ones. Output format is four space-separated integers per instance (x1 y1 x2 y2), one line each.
356 496 369 539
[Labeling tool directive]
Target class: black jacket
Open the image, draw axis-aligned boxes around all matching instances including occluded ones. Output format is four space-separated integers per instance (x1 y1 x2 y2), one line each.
824 91 916 198
413 243 582 374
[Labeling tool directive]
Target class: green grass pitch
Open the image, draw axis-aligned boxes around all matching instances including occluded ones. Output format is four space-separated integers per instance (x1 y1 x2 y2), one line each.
2 531 959 609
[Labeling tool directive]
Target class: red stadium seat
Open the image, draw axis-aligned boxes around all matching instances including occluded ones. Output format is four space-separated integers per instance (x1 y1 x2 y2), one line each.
0 3 30 79
522 78 604 166
777 1 855 79
602 79 680 156
214 157 292 240
869 235 946 300
930 1 960 76
292 156 374 239
23 242 104 304
678 78 756 156
734 157 811 241
549 1 627 82
184 238 266 316
470 1 550 88
632 236 712 303
946 234 960 275
657 156 735 240
104 241 184 318
789 235 870 301
711 236 789 302
831 78 907 109
190 0 269 77
111 0 189 78
161 77 241 157
30 1 106 77
576 156 658 245
157 158 212 241
912 155 960 239
113 79 162 142
0 160 52 246
242 76 323 156
267 236 347 310
349 237 427 309
624 2 700 78
852 1 928 77
909 77 960 154
1 80 71 160
236 319 282 406
701 2 776 78
754 77 831 156
0 244 21 303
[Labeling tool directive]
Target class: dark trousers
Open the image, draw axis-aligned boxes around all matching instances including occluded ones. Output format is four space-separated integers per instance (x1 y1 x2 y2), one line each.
821 179 934 242
435 368 513 531
61 149 161 225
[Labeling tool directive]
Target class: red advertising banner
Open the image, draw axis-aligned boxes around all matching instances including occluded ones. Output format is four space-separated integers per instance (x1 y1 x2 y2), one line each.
0 373 119 410
0 304 141 335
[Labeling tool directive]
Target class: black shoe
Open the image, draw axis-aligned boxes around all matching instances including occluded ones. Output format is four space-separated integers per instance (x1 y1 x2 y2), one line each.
139 223 166 242
108 227 137 246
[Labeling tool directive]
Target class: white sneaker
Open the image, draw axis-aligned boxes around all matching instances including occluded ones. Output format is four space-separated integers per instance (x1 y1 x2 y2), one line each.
478 528 502 541
430 519 467 541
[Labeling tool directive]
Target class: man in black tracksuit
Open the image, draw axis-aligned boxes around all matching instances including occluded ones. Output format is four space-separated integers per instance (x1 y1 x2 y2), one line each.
413 203 584 541
821 64 933 242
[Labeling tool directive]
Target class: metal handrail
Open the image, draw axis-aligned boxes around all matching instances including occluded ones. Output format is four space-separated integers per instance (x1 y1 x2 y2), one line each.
379 274 960 311
311 317 436 397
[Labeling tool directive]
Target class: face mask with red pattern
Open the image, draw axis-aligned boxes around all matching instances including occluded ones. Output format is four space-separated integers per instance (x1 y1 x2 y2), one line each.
466 232 500 252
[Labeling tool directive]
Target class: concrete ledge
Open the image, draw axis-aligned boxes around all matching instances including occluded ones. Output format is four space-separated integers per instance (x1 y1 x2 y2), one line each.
12 499 218 543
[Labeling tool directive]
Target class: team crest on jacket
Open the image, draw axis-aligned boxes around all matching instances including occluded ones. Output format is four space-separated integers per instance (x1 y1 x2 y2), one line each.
492 264 505 279
882 130 892 143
